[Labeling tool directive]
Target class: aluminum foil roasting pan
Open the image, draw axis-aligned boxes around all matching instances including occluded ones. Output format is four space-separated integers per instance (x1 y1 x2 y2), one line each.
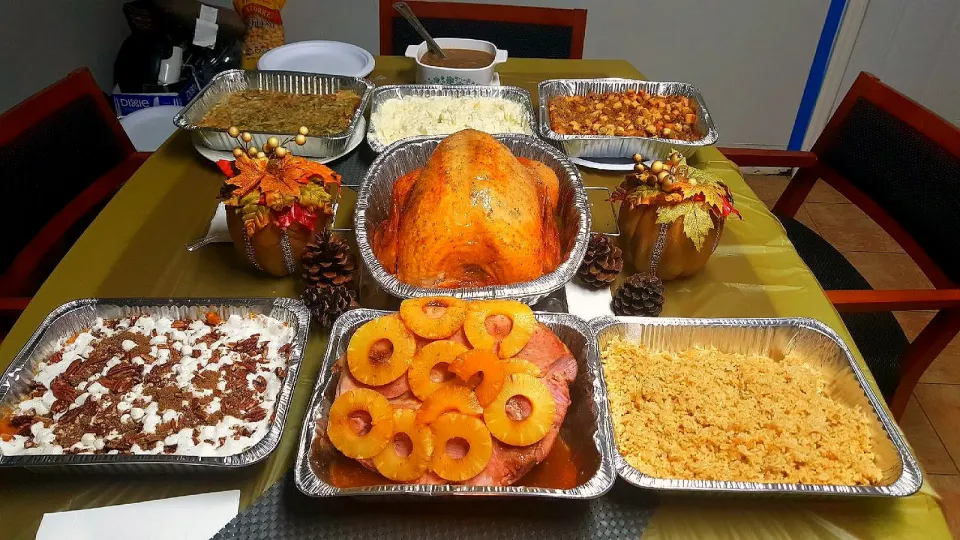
589 316 922 497
366 84 536 153
538 78 719 159
295 308 615 498
174 69 373 158
0 298 311 473
355 134 590 305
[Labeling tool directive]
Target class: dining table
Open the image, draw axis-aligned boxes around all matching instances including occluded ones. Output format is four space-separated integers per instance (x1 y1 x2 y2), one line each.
0 56 951 539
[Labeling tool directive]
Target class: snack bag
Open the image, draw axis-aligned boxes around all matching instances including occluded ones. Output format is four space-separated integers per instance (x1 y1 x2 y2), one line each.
234 0 286 69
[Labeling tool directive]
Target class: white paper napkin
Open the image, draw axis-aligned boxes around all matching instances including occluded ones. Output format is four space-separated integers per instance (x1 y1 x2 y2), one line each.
36 490 240 540
184 203 232 251
207 202 230 239
564 281 615 321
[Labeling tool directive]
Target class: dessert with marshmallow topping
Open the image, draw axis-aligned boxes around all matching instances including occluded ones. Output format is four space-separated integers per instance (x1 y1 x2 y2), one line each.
0 312 294 457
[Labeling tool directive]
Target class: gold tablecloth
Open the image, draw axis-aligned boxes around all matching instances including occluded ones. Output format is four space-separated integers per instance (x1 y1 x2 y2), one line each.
0 58 949 539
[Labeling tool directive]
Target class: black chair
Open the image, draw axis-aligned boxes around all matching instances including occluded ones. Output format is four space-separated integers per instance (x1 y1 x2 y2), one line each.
720 72 960 419
2 68 149 339
379 0 587 59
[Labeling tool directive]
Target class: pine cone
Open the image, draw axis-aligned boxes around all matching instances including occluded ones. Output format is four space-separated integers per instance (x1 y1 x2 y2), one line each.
577 233 624 289
302 283 358 328
301 231 356 288
611 273 665 317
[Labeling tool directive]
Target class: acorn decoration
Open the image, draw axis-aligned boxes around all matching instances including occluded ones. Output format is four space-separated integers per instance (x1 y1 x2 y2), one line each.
611 273 665 317
217 126 341 277
301 231 356 288
613 150 741 281
577 233 624 289
621 150 739 220
302 283 358 329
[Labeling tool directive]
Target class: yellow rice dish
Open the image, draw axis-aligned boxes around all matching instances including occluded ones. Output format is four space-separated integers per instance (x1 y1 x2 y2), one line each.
600 338 884 485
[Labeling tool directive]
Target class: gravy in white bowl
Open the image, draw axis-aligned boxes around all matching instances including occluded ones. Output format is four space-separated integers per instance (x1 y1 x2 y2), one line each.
420 48 495 69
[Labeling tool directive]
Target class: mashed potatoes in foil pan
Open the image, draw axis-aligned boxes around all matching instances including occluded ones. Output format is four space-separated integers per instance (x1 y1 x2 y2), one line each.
367 85 536 152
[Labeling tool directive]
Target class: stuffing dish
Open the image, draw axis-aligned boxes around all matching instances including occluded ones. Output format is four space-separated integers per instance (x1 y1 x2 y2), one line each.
197 89 362 136
548 90 700 140
0 312 295 457
600 338 884 486
373 129 562 289
317 298 577 486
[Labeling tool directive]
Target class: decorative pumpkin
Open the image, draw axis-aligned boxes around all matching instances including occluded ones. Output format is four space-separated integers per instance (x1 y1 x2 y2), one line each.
217 127 341 277
618 204 724 280
614 151 740 280
225 210 314 276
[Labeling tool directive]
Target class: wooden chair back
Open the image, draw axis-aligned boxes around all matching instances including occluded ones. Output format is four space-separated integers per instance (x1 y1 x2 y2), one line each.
774 72 960 289
1 68 138 297
379 0 587 59
722 71 960 419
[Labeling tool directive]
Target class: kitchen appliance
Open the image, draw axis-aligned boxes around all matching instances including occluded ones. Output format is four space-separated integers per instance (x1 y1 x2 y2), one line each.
113 0 244 115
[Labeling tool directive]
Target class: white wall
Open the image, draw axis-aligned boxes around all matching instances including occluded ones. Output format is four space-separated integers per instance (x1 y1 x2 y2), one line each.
830 0 960 126
574 0 829 149
209 0 830 148
0 0 130 113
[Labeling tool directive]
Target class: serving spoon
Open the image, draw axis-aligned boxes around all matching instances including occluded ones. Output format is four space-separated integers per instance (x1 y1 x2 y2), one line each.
393 2 448 59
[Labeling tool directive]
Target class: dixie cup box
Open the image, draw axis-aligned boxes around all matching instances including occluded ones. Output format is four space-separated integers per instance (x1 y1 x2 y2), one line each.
112 78 199 117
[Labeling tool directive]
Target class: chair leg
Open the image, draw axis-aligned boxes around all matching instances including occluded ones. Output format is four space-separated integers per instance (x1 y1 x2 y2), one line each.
771 167 818 218
889 308 960 420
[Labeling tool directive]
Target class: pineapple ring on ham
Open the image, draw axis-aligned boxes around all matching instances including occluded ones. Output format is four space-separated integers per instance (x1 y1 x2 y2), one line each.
484 374 556 446
463 300 536 358
416 385 483 425
430 412 493 482
373 409 434 482
327 389 395 459
502 358 542 377
408 340 469 400
399 296 467 339
450 349 506 407
347 315 416 386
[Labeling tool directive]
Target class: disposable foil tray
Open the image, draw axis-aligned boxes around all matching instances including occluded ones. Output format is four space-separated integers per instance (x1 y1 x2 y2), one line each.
174 69 373 158
538 78 719 159
366 84 536 153
354 134 590 305
0 298 310 473
295 308 615 498
589 316 922 497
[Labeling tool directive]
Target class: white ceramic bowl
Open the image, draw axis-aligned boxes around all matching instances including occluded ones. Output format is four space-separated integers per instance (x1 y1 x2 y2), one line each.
405 38 507 85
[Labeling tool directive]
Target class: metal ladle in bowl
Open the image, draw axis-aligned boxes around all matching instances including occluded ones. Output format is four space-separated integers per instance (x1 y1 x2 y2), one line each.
393 2 447 59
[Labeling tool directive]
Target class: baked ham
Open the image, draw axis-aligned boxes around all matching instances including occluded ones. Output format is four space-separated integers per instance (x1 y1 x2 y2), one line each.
334 319 577 486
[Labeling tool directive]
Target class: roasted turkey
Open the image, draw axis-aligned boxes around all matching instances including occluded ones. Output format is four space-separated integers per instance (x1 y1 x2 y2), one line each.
373 129 562 288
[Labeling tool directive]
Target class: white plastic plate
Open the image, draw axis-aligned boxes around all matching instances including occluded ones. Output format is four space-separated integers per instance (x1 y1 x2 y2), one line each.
257 41 375 78
119 105 182 151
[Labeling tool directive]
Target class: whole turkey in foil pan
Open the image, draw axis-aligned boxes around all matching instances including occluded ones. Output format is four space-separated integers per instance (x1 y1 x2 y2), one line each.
355 131 591 305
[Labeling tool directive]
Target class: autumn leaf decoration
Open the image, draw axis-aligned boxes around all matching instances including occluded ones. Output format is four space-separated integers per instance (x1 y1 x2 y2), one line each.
217 127 341 237
613 150 741 250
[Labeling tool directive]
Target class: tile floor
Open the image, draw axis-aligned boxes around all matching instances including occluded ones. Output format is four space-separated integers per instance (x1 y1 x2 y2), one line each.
743 174 960 538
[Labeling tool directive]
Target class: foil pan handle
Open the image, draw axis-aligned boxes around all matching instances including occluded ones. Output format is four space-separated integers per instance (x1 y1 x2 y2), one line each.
583 186 620 237
328 183 356 237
